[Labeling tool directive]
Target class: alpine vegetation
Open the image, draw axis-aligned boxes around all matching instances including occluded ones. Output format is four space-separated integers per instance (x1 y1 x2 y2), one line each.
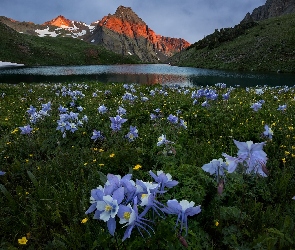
1 82 295 249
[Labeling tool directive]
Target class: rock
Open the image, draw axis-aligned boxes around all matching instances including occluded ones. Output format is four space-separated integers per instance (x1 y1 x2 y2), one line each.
241 0 295 22
87 6 190 63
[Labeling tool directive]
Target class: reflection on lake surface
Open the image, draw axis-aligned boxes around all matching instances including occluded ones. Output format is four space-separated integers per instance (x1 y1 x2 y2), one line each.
1 64 295 87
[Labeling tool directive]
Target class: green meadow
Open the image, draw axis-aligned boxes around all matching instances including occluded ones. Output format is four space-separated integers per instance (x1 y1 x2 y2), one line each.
0 81 295 249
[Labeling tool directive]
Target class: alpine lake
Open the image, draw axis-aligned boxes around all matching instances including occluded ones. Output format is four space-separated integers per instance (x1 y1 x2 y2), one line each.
0 64 295 87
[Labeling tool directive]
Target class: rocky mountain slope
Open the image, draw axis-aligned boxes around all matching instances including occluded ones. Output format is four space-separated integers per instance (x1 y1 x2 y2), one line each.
0 15 95 39
0 6 190 63
86 6 190 63
168 12 295 73
242 0 295 22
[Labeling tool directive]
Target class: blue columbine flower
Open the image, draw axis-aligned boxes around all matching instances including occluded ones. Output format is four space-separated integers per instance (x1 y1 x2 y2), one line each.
66 122 78 133
118 197 154 241
19 125 33 135
149 170 178 193
167 114 178 124
222 153 240 173
27 105 37 115
251 102 262 111
41 102 51 112
263 124 273 139
201 101 209 107
104 174 135 199
82 115 88 122
125 126 138 142
77 106 83 112
226 140 268 177
222 92 230 100
110 115 127 131
163 199 201 235
58 105 68 113
150 113 157 120
157 134 172 146
255 89 264 95
117 106 127 116
95 187 125 236
91 130 105 141
179 119 187 129
98 104 108 114
0 171 6 176
277 104 287 111
202 158 228 177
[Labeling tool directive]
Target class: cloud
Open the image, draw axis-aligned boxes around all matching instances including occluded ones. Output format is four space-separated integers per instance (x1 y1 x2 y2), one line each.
0 0 266 43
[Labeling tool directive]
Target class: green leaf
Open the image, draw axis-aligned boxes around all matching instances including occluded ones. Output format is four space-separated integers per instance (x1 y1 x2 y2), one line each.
0 184 16 208
98 171 107 184
27 170 38 188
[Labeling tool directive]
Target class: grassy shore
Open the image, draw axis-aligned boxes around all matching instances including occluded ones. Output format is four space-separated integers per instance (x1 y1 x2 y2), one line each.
0 81 295 249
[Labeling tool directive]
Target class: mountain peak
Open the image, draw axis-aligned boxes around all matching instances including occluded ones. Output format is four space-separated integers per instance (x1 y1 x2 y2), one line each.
113 5 145 24
43 15 72 27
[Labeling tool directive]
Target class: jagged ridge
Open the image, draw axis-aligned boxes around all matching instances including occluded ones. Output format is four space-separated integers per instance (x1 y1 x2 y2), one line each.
242 0 295 22
88 6 190 62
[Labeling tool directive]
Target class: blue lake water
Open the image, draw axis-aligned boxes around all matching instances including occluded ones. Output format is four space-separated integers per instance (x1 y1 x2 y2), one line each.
0 64 295 87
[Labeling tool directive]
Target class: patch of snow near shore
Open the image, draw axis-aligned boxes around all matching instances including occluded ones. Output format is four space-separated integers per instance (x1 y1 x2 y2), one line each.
0 61 24 67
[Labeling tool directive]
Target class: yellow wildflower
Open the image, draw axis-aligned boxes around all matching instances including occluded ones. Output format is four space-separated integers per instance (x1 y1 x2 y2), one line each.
99 149 104 152
99 164 105 167
133 164 142 170
215 221 219 227
81 218 88 224
285 151 290 155
109 153 115 158
282 158 286 164
11 128 19 134
18 237 28 245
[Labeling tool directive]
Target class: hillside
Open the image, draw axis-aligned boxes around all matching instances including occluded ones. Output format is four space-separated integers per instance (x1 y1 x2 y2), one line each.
0 22 140 66
168 13 295 73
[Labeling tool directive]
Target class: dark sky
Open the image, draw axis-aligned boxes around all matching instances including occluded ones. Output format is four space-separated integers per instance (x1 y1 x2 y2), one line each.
0 0 266 43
